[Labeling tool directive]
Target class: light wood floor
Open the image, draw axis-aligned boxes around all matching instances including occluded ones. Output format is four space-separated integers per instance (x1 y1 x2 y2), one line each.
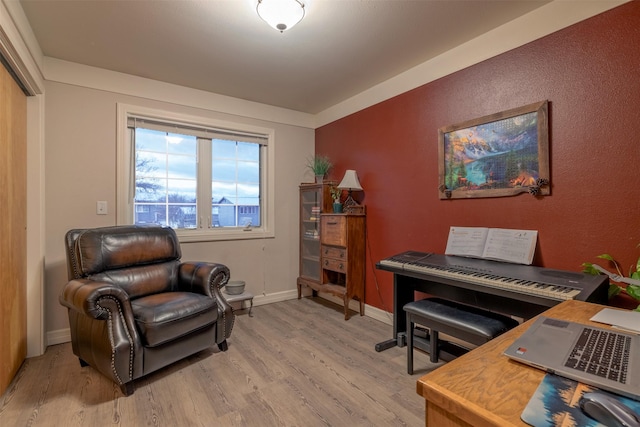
0 297 442 426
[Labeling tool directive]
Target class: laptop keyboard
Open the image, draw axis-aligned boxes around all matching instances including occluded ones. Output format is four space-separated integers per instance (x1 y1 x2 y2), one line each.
564 327 631 384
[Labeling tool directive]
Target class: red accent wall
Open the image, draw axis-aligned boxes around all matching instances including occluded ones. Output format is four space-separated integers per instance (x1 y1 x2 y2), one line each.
316 2 640 312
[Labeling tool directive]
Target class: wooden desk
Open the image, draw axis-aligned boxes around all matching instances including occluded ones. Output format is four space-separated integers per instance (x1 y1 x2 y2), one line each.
416 300 612 427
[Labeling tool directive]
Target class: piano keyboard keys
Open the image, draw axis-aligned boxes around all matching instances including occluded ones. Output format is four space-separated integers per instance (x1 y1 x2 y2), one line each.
379 255 583 302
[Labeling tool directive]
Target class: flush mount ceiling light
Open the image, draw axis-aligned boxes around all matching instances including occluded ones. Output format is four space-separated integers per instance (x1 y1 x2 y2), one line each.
256 0 305 32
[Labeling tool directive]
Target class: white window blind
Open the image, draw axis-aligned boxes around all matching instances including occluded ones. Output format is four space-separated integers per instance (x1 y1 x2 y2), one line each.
126 117 269 145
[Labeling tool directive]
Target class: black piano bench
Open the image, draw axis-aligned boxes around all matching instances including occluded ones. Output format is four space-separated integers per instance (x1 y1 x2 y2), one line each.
403 297 519 374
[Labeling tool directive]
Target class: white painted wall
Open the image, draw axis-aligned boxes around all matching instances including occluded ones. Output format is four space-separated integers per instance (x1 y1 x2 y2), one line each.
43 76 316 341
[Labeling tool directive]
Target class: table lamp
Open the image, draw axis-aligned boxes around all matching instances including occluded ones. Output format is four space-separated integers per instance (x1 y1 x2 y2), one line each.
337 169 363 209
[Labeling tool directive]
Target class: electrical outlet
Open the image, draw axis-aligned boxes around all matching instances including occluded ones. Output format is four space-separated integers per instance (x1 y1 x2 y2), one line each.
97 201 108 215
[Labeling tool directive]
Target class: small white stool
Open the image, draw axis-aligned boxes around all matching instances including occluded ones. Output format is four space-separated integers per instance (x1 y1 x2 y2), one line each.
223 290 254 317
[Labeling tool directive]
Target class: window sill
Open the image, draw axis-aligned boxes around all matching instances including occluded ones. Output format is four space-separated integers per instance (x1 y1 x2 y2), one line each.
176 228 274 243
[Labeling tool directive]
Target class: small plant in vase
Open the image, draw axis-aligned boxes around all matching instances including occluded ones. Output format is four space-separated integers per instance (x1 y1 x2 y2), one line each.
330 185 343 213
306 155 332 183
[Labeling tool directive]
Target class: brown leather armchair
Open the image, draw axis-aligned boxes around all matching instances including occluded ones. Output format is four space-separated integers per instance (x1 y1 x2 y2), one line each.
60 225 234 395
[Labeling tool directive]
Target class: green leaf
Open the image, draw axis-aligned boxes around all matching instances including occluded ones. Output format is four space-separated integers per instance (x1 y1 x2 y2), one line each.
636 256 640 274
582 263 599 275
597 254 615 261
608 284 622 299
625 284 640 301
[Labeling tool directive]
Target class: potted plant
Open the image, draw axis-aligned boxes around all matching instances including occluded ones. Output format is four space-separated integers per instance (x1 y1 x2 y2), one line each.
330 184 342 213
306 155 332 183
583 244 640 311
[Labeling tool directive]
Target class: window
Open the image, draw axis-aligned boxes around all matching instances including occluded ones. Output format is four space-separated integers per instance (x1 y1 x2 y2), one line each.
117 104 275 242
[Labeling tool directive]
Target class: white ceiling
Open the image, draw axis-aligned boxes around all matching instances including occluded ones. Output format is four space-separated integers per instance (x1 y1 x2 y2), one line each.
18 0 554 114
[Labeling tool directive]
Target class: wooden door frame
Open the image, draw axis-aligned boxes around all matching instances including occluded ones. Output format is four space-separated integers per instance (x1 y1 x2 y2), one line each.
1 1 46 359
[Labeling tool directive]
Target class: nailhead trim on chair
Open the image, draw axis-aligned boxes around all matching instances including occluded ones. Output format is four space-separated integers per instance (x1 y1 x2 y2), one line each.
70 252 81 279
98 295 134 386
213 270 234 340
67 232 82 279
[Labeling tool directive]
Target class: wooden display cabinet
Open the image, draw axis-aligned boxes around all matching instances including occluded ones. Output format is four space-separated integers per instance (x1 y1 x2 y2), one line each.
296 182 335 298
319 213 366 320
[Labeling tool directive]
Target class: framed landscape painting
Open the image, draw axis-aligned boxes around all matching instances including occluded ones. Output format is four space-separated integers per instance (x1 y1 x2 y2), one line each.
438 101 549 199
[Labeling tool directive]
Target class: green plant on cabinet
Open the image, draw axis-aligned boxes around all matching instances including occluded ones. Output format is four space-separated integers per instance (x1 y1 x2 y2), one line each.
330 184 341 203
306 155 332 181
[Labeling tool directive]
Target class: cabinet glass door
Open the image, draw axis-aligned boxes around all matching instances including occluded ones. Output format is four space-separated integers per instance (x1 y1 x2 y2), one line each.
300 186 321 280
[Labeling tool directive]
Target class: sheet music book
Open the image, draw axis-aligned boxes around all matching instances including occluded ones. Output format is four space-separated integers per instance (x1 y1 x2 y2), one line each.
445 226 538 265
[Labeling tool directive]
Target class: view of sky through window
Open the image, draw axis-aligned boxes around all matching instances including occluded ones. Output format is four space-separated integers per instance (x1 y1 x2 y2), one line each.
133 128 260 229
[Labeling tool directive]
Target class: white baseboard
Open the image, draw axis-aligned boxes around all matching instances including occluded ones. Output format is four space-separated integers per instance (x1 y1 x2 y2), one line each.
46 290 393 347
361 303 393 326
313 293 393 326
47 328 71 346
252 289 299 305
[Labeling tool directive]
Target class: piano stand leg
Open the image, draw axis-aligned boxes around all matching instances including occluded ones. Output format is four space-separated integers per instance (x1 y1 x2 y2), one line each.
397 332 407 347
375 332 407 352
375 338 398 352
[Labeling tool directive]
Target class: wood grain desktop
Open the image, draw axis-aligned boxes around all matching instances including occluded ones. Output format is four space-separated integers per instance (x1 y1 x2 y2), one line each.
416 299 613 427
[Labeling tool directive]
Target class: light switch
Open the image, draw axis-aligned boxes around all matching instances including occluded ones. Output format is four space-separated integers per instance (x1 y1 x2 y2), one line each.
97 201 108 215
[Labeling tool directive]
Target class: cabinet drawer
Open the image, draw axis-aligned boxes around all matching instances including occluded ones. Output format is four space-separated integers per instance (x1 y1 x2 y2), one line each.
323 257 347 273
322 245 345 260
321 215 346 246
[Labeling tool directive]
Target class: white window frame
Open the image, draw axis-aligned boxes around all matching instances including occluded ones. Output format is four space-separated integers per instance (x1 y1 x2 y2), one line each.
116 103 275 242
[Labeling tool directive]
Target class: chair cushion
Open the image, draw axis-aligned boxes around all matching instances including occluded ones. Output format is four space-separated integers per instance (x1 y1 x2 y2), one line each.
131 292 218 347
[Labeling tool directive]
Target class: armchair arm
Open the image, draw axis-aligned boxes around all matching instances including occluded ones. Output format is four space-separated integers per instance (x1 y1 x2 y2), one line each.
178 262 234 340
60 278 132 320
60 278 141 349
177 262 230 296
59 279 142 386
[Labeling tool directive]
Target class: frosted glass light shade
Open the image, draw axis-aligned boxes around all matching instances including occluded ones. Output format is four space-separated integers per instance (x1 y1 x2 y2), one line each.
257 0 305 32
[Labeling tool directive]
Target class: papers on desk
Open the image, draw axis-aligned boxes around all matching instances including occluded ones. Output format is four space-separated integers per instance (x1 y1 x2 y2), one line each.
444 226 538 265
590 308 640 334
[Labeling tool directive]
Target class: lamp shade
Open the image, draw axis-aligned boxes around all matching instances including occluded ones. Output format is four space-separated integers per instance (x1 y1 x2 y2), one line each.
337 170 363 191
257 0 305 32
